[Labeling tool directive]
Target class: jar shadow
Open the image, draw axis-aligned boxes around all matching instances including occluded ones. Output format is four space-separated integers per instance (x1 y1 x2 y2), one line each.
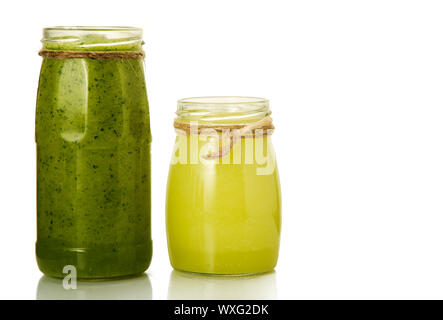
168 270 277 300
36 273 152 300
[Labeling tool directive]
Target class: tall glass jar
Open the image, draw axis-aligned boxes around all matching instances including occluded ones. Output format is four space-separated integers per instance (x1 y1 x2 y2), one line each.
36 27 152 279
166 97 281 275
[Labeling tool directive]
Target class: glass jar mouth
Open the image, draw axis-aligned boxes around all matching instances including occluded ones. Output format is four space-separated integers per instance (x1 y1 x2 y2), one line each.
176 96 270 124
178 96 268 105
44 26 142 31
42 26 143 51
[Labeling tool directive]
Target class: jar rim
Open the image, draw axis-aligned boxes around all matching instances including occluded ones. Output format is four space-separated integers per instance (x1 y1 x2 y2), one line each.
41 26 143 50
178 96 269 105
176 96 271 124
43 26 142 33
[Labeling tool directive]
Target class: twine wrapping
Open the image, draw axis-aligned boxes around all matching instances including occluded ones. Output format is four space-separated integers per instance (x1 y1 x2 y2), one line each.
39 50 145 60
174 116 274 159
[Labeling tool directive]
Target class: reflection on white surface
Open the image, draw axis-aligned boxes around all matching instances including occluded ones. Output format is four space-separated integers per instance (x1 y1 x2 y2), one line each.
37 273 152 300
168 270 277 300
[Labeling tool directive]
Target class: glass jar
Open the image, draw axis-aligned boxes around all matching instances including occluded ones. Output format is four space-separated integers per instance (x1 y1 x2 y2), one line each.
166 97 281 275
36 27 152 279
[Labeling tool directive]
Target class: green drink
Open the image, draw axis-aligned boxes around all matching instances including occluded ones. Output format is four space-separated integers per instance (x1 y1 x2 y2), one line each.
36 27 152 279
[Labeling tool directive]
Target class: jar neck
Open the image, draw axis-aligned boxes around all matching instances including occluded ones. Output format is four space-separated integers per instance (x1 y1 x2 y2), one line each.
41 27 143 51
176 97 271 124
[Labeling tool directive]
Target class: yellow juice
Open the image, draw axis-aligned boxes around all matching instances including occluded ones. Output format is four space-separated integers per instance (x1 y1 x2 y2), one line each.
166 134 281 275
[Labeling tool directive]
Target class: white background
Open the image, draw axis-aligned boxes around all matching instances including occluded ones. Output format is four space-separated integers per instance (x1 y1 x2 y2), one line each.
1 0 443 299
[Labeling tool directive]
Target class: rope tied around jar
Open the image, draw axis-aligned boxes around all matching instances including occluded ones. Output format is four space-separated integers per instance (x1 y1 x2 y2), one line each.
38 50 145 60
174 116 274 159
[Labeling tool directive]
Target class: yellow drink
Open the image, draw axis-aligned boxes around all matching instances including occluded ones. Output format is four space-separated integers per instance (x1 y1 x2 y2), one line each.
166 97 281 275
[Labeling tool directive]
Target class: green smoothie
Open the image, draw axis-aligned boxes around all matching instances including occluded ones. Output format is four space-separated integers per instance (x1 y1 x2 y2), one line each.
36 27 152 279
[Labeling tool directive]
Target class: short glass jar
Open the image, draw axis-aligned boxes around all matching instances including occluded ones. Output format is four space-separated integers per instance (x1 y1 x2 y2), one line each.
166 97 281 275
35 27 152 279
